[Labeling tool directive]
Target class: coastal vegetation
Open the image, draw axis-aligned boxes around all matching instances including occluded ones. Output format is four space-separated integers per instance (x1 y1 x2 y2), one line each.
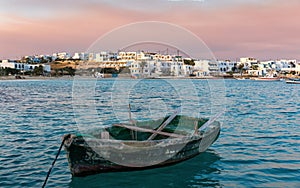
0 67 20 76
50 61 77 76
238 63 244 75
32 65 45 76
183 59 195 66
53 67 76 77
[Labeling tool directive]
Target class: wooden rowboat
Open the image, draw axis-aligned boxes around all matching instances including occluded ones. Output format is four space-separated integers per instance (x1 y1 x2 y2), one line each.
63 113 221 177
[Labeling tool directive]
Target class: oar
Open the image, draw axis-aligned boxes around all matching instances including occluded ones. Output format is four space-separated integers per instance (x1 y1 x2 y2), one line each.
198 111 223 132
42 134 71 188
128 104 132 123
147 107 181 140
113 123 185 138
128 104 137 140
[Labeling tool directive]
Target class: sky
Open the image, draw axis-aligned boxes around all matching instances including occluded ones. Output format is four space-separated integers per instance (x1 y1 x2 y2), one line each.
0 0 300 60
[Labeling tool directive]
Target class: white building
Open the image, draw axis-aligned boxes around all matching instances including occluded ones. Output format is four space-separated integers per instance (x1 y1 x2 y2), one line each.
88 53 94 61
183 64 193 76
218 60 236 74
247 61 278 76
239 57 258 69
194 60 219 76
246 59 299 76
129 60 153 78
194 60 210 77
95 52 109 62
129 57 187 78
151 53 172 61
0 60 51 73
73 52 88 60
152 60 171 76
118 52 137 61
53 52 70 60
296 62 300 75
170 61 184 76
276 59 297 73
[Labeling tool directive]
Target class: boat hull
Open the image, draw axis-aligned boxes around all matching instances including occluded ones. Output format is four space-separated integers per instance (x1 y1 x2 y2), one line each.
254 77 281 81
63 122 220 176
286 80 300 84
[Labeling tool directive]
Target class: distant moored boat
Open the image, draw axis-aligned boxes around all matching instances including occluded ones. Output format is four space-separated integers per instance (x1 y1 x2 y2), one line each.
254 77 281 81
286 78 300 84
253 73 281 81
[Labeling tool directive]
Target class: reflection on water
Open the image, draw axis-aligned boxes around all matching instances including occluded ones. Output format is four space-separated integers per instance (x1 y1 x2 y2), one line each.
69 150 221 188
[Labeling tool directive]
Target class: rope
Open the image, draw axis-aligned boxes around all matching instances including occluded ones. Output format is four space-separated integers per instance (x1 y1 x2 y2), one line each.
42 134 71 188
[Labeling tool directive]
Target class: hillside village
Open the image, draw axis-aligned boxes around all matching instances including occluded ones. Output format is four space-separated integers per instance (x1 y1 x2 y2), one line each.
0 51 299 78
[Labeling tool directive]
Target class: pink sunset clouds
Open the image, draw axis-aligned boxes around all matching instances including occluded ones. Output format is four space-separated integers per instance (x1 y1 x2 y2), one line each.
0 0 300 60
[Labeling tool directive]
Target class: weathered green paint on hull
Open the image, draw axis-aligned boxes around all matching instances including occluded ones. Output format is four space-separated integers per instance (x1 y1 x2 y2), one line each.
63 116 221 177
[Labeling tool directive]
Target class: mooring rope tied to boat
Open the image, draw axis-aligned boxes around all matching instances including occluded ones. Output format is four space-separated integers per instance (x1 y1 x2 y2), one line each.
42 134 71 188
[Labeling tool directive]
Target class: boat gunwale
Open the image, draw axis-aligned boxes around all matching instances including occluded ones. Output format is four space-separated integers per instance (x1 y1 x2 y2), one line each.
64 123 220 149
63 123 221 177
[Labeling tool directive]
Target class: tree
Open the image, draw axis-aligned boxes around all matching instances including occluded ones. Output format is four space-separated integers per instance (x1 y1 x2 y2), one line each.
25 57 33 64
54 69 59 76
139 61 147 77
238 63 244 75
120 67 130 74
231 67 237 72
47 56 53 62
63 67 76 76
0 67 5 76
40 57 49 64
2 67 19 75
183 59 195 66
33 65 44 76
251 65 259 70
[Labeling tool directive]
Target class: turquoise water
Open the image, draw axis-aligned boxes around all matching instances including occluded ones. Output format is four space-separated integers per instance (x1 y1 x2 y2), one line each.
0 79 299 187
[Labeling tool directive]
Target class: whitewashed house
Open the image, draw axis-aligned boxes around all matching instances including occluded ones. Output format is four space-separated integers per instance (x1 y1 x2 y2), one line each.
53 52 70 60
73 52 88 60
0 60 50 73
118 51 137 61
218 60 236 74
194 60 210 77
240 57 258 69
193 59 220 76
129 60 154 78
277 59 297 73
170 61 184 76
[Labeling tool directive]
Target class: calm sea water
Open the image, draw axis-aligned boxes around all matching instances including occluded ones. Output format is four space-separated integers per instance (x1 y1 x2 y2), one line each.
0 78 299 187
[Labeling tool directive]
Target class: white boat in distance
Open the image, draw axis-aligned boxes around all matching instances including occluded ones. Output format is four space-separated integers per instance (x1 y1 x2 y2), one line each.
286 78 300 84
253 73 281 81
254 77 281 81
